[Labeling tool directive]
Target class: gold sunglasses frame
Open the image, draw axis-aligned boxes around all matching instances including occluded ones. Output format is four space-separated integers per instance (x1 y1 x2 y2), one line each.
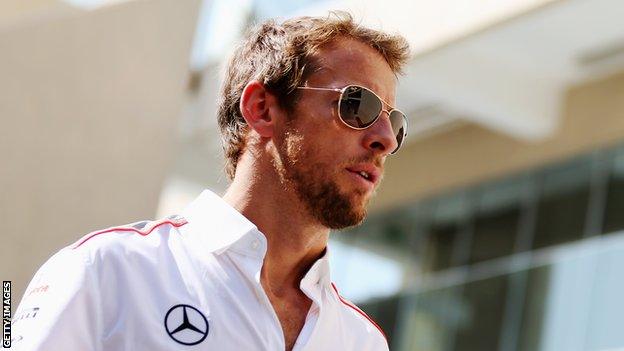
296 85 408 154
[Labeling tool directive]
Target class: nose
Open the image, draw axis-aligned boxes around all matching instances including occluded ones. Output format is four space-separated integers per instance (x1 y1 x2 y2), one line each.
361 111 399 156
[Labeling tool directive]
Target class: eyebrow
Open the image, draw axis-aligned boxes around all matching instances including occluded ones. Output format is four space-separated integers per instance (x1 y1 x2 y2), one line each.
302 59 331 82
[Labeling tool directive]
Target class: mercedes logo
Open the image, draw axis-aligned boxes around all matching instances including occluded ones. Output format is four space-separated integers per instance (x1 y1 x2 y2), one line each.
164 304 209 345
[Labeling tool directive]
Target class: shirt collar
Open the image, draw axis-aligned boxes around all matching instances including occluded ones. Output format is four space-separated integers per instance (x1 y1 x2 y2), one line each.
300 247 332 290
178 189 332 288
179 189 267 259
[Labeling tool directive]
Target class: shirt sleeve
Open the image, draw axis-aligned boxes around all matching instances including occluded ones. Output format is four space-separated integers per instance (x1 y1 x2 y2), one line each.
11 247 101 351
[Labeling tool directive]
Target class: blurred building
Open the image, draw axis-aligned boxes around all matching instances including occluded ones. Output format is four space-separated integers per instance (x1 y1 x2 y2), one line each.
2 0 624 350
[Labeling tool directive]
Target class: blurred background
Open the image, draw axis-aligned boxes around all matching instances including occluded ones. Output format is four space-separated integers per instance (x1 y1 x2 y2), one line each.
2 0 624 350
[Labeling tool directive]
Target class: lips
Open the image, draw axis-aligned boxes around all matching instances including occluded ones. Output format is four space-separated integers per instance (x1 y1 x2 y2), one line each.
345 164 381 186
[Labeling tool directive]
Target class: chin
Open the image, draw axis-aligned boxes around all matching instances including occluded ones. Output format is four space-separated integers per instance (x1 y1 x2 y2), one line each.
310 189 368 229
329 194 370 229
283 156 372 229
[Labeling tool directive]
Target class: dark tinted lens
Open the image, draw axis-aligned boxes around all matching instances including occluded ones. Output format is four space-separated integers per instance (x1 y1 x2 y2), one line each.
339 86 382 128
389 110 407 154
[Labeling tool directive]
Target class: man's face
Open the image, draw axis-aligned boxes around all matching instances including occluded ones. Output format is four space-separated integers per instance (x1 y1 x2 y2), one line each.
272 37 399 229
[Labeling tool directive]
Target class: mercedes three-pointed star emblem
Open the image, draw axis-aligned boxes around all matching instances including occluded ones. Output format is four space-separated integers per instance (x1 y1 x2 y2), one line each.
164 304 209 345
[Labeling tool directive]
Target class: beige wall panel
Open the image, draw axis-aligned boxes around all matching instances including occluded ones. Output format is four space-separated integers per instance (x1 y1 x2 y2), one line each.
0 0 199 302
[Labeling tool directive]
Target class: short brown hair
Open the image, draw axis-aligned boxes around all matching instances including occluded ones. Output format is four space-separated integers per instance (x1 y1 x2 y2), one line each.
217 11 410 180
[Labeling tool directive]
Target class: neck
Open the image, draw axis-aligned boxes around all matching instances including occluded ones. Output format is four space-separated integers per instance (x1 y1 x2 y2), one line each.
222 152 329 296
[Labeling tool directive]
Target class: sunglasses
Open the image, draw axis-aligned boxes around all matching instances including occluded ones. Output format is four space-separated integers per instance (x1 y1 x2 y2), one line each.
296 85 408 154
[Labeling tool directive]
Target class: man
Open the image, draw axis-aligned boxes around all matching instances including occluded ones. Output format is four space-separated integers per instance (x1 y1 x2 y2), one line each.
12 12 409 350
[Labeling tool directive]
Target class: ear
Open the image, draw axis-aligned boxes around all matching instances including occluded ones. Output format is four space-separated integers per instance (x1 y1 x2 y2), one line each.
239 81 279 138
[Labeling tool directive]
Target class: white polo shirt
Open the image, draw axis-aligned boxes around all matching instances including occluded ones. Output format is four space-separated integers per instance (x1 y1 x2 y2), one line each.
12 190 389 350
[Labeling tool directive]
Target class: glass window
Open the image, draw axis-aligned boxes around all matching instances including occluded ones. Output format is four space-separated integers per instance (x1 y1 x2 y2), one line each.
517 266 550 351
520 256 597 350
603 149 624 234
470 207 520 264
452 275 509 351
422 193 470 272
424 223 461 272
400 287 464 351
532 159 591 249
584 237 624 350
469 177 526 264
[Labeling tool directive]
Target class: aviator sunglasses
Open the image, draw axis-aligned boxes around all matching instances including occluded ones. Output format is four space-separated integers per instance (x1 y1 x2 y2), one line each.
296 85 408 154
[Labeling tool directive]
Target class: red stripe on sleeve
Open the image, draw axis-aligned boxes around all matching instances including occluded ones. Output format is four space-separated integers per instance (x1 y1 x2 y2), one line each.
331 282 388 341
71 219 187 249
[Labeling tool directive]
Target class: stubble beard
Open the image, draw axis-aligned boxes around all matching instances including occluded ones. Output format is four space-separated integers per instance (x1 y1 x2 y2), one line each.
273 130 369 230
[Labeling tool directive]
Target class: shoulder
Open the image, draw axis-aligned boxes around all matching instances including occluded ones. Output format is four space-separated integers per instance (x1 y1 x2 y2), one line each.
330 282 389 349
20 216 191 302
68 216 188 259
26 216 189 287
